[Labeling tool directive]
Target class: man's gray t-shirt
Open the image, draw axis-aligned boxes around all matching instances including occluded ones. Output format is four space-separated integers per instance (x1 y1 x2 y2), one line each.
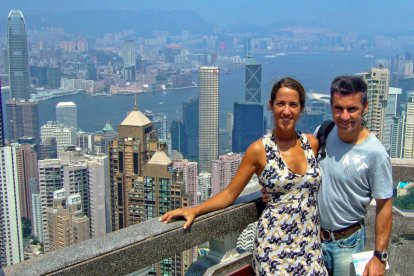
317 127 393 231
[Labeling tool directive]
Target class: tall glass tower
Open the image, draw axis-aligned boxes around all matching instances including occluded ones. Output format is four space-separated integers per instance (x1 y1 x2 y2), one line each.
245 58 262 103
198 67 219 172
7 10 30 100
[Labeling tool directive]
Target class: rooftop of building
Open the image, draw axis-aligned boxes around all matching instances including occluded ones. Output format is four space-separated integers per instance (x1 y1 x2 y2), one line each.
120 106 151 127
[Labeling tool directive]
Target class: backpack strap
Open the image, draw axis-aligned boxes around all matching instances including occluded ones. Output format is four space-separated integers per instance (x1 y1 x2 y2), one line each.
316 120 335 159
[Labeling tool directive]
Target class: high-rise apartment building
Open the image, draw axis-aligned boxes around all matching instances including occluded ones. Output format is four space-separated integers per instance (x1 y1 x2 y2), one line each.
46 189 90 252
56 102 77 129
198 67 219 172
132 150 189 275
38 159 63 253
211 153 242 196
109 105 157 230
173 159 198 206
16 143 38 221
6 99 40 144
245 58 262 103
87 155 111 238
0 146 24 267
197 172 211 204
232 102 264 153
7 10 30 100
358 67 390 141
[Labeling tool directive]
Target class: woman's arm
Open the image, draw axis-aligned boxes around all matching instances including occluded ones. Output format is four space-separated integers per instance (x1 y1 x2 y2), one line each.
160 139 266 229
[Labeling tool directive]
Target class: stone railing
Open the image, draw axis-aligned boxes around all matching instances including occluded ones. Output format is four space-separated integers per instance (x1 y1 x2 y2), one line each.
3 159 414 276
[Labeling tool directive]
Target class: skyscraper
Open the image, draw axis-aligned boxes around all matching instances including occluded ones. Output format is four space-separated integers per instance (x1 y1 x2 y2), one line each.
7 10 30 100
122 40 137 67
38 159 63 253
183 97 199 160
0 146 25 267
173 159 198 206
383 87 402 152
245 58 262 103
87 155 111 238
198 67 219 172
358 67 390 141
56 102 77 129
16 143 38 222
135 150 189 275
109 105 157 230
0 84 5 146
403 93 414 158
232 102 264 153
6 99 40 144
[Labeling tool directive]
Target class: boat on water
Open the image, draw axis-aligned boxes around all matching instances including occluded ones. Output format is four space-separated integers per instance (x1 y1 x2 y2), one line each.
264 53 287 58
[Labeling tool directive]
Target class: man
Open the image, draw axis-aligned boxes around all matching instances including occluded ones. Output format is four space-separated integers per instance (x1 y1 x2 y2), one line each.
262 76 393 275
317 76 393 276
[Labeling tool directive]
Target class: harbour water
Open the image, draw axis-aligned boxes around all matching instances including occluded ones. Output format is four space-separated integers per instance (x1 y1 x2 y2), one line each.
2 53 377 133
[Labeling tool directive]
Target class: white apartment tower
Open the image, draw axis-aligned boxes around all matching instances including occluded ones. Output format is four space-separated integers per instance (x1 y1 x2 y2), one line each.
0 146 24 267
358 67 390 142
198 67 219 172
87 155 111 238
403 93 414 158
173 159 198 206
211 153 242 196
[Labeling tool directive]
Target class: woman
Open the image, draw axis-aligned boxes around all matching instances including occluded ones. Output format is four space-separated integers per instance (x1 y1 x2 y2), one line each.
160 78 327 275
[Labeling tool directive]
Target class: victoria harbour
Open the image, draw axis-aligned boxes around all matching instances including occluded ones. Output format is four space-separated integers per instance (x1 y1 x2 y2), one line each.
16 53 377 132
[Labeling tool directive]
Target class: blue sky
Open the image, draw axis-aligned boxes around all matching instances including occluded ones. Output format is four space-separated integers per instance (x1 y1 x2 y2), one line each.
1 0 414 34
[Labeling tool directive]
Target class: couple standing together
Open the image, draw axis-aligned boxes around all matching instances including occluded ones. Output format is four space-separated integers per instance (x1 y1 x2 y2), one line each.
161 76 393 275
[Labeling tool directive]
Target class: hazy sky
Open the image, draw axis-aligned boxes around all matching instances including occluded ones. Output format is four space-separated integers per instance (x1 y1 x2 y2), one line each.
1 0 414 34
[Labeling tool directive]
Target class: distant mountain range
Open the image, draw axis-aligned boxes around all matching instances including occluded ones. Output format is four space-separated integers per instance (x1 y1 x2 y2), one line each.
7 9 216 36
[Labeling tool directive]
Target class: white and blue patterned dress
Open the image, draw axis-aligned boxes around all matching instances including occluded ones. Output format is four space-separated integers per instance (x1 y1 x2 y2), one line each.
253 132 327 275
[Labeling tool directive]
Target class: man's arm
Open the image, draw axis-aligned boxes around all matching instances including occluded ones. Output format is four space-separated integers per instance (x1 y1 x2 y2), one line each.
363 197 393 276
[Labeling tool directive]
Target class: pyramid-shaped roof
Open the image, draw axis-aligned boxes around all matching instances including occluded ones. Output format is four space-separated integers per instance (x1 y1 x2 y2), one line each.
120 109 151 127
148 151 171 166
102 122 114 132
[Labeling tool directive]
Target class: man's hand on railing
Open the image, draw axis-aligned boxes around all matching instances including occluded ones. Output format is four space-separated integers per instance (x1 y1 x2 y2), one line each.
160 208 196 230
261 187 270 203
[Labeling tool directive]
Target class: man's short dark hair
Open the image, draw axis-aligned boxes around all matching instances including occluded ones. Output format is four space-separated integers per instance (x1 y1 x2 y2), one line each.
330 76 368 105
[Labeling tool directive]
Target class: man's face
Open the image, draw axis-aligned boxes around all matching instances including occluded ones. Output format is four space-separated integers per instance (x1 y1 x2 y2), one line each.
331 92 368 136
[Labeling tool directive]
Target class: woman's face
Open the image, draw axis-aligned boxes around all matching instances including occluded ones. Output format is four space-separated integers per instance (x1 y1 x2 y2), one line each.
269 86 302 132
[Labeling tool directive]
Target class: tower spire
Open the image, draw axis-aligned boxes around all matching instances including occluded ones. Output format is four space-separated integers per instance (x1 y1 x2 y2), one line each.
134 92 138 110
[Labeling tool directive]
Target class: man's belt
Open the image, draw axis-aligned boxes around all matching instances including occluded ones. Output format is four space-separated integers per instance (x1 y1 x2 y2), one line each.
321 221 362 242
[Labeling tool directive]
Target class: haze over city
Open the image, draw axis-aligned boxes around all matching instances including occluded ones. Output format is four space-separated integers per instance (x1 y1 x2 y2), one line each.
0 1 414 275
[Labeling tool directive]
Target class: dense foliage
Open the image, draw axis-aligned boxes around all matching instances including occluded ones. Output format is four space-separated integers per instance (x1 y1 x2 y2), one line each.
394 187 414 210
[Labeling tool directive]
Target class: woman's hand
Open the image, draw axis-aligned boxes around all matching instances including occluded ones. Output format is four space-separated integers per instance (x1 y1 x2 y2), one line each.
159 208 197 229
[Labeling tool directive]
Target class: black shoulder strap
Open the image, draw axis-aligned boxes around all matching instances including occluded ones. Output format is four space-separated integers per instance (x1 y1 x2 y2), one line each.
316 120 335 159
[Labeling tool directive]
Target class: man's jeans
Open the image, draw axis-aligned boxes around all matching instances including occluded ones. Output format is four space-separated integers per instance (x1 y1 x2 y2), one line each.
321 226 366 276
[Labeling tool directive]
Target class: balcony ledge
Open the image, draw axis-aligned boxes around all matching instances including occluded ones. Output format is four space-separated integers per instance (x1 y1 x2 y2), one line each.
3 158 414 275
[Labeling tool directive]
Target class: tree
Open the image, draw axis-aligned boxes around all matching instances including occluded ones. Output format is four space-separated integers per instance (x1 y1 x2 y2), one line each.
22 218 32 238
394 187 414 210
